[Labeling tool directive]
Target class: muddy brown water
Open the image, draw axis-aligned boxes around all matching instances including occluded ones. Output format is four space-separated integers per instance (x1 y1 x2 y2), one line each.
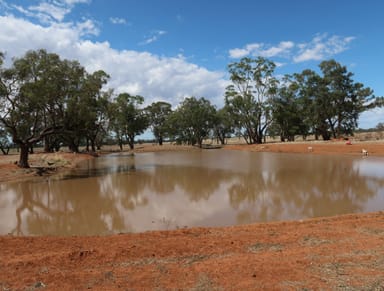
1 150 384 236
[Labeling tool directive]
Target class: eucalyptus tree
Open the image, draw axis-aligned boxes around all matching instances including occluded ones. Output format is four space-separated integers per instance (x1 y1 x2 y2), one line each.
54 63 110 153
293 60 374 140
168 97 216 147
287 69 322 139
0 49 111 166
47 59 87 152
0 49 71 167
111 93 148 150
271 75 309 141
225 57 278 144
80 71 111 152
318 60 373 138
145 101 172 145
213 106 235 145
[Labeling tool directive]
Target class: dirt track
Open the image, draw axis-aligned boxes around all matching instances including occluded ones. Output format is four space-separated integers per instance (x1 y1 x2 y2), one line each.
1 141 384 290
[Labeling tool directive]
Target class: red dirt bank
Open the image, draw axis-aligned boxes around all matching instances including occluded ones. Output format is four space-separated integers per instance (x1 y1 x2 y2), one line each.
1 142 384 290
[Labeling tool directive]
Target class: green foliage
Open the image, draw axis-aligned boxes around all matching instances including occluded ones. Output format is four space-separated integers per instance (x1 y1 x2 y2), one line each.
213 106 235 144
270 75 308 141
145 101 172 145
318 59 372 138
225 57 278 144
167 97 216 147
63 69 110 152
110 93 148 150
0 49 70 166
0 49 111 167
289 60 374 140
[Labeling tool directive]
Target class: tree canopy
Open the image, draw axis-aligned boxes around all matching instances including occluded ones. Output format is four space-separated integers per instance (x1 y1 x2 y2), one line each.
145 101 172 145
110 93 148 150
0 49 382 168
0 49 110 166
286 60 374 140
167 97 216 147
225 57 279 144
0 50 72 166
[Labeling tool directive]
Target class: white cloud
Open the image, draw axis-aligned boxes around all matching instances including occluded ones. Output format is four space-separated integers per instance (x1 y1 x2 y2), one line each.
76 44 228 106
109 17 127 25
228 48 249 58
229 35 355 63
262 41 294 58
358 108 384 129
7 0 91 24
75 18 99 36
229 41 294 59
0 15 227 108
73 44 228 106
293 33 355 63
12 4 38 18
28 2 70 22
0 15 98 58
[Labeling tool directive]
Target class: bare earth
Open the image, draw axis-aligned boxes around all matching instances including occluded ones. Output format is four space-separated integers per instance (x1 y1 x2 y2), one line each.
1 141 384 290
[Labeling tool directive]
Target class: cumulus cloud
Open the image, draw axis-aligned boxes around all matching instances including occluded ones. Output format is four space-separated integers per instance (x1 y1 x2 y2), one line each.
0 14 227 108
0 15 98 57
72 43 228 106
229 34 355 63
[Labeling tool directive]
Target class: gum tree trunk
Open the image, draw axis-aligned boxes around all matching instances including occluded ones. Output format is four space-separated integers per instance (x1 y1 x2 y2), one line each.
18 143 30 168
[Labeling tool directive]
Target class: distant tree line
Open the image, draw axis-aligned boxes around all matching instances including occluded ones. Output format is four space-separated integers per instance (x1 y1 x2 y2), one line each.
0 49 383 167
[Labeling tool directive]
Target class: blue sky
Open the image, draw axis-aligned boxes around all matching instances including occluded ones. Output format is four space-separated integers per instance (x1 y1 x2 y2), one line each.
0 0 383 128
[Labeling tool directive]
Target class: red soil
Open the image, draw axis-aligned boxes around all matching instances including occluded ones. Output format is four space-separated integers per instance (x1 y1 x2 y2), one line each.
1 142 384 290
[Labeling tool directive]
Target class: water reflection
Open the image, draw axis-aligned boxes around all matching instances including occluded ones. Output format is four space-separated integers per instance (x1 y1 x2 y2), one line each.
1 151 384 236
229 154 380 224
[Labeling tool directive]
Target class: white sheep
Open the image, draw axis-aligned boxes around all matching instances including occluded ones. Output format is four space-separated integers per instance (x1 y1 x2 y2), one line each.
362 149 368 156
307 146 313 152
